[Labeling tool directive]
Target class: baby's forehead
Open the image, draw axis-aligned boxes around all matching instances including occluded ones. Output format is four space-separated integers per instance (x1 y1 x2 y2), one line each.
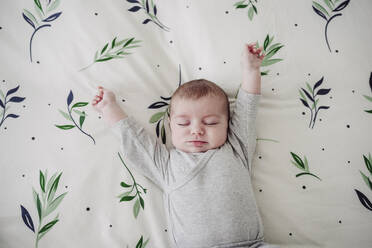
170 95 227 116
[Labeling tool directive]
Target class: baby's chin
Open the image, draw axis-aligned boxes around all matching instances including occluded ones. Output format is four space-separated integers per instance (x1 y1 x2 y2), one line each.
173 143 213 153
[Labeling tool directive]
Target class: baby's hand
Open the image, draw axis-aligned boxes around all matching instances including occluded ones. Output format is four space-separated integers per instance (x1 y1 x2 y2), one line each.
91 86 117 114
241 42 265 72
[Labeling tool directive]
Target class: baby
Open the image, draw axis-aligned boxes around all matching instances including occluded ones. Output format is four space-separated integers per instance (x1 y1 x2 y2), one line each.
92 43 278 248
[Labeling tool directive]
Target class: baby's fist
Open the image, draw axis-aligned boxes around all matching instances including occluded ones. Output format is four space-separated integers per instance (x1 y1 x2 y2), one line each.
241 43 265 71
91 86 117 114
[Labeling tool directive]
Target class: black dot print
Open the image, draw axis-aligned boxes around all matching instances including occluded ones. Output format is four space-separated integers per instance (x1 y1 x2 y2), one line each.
272 88 274 91
23 105 26 108
223 61 226 64
294 24 298 27
321 148 324 151
22 174 25 178
65 185 68 189
122 99 125 102
289 233 293 236
169 40 173 44
186 5 189 8
225 11 229 14
165 229 168 232
335 50 339 53
259 189 262 192
276 72 280 76
48 103 51 106
36 61 40 64
339 220 342 224
95 13 98 16
86 207 90 211
258 156 262 159
4 126 7 130
31 137 35 140
61 147 64 150
347 161 350 164
352 90 355 93
2 80 5 83
330 96 332 99
109 224 112 228
319 118 322 121
302 185 306 190
198 67 202 71
302 112 306 115
346 124 350 128
157 64 160 67
98 116 102 119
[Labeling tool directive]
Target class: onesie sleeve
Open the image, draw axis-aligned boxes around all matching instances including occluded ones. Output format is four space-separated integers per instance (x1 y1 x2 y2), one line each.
228 89 261 172
111 116 170 189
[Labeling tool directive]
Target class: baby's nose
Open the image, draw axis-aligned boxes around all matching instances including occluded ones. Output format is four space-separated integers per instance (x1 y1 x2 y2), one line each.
191 125 204 135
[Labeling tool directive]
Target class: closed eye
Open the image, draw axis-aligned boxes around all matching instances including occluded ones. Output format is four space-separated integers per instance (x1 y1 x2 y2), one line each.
177 123 189 126
205 123 218 125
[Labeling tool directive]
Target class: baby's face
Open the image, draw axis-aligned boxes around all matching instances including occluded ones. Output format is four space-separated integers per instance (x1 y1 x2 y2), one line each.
169 95 228 153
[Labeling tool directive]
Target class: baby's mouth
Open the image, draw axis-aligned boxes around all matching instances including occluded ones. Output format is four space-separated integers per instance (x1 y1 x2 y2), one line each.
188 141 207 147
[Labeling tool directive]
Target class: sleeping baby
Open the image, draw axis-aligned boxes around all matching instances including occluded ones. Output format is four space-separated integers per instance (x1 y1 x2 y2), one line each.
91 43 279 248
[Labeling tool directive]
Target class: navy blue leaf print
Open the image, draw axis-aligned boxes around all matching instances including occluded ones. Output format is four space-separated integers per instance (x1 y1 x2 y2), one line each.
154 5 157 16
20 205 35 232
8 96 26 103
161 96 171 101
143 19 151 24
145 0 149 13
67 90 73 106
316 88 331 96
149 101 168 109
369 72 372 92
128 6 141 12
22 13 35 29
300 99 309 108
127 0 140 3
0 99 4 109
333 0 350 12
6 85 20 97
313 77 323 91
355 189 372 211
318 106 330 110
6 114 19 119
156 121 160 137
312 6 327 21
302 88 315 102
43 12 62 22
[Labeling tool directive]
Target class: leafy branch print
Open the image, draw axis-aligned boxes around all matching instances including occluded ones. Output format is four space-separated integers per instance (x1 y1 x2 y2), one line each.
290 152 321 181
117 153 148 219
127 0 170 32
148 65 182 144
0 85 26 129
299 76 331 129
126 236 150 248
148 97 169 144
363 72 372 114
355 153 372 211
22 0 62 62
80 37 142 71
312 0 350 52
20 170 67 248
256 34 284 76
55 90 96 144
234 0 259 21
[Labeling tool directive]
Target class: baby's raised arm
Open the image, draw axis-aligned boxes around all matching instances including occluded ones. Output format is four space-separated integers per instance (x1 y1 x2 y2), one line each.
91 86 127 126
240 43 265 94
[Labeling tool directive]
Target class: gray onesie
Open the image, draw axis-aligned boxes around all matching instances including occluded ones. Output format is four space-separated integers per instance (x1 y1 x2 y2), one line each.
113 89 278 248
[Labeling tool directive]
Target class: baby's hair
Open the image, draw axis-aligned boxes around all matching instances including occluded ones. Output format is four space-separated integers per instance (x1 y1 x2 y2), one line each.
169 79 230 121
